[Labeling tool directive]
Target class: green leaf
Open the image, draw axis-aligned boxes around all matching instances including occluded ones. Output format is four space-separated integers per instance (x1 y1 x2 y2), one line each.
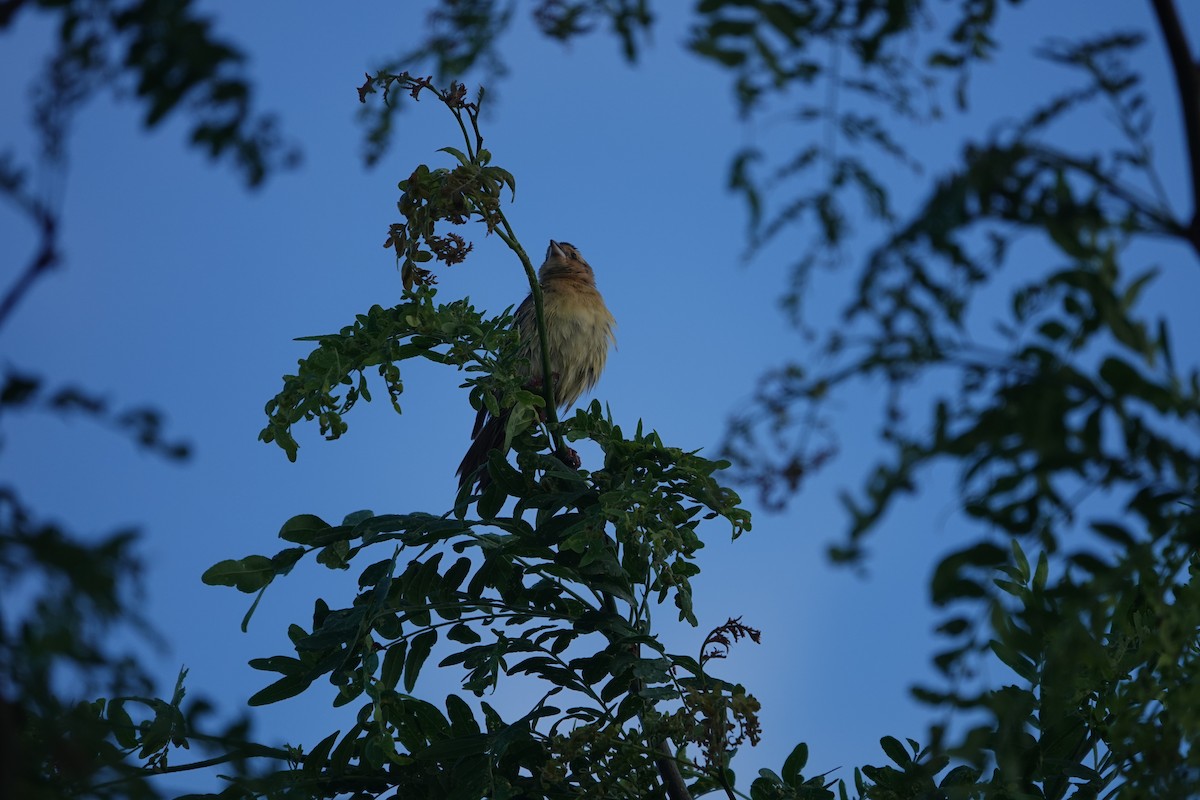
202 556 275 593
438 146 471 165
879 735 911 766
1009 539 1030 582
271 546 306 575
138 700 178 759
329 723 363 773
107 699 136 749
300 607 366 650
405 552 445 607
781 741 808 786
380 643 406 695
248 655 306 675
989 639 1037 682
1033 551 1049 591
317 540 352 570
358 558 394 589
477 481 506 520
441 557 472 594
446 694 481 737
448 622 482 644
485 450 526 497
303 730 340 778
343 509 374 526
279 513 331 544
248 672 315 706
939 765 982 787
353 513 410 543
238 582 270 633
404 630 438 692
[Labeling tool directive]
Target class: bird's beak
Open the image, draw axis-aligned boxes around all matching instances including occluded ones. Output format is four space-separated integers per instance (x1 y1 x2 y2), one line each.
549 240 565 259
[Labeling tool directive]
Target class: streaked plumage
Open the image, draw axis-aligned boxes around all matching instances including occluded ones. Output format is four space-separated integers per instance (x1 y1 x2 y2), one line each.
457 240 615 490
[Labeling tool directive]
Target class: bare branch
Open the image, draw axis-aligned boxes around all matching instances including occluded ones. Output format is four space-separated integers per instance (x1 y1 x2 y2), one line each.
654 740 694 800
1150 0 1200 253
0 200 58 331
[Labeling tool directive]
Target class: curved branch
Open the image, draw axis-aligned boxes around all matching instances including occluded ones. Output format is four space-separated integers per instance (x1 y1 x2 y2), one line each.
0 196 58 332
86 740 296 792
1150 0 1200 253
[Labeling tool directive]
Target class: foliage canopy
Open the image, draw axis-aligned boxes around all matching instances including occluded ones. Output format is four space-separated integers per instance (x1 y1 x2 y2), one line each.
3 1 1200 799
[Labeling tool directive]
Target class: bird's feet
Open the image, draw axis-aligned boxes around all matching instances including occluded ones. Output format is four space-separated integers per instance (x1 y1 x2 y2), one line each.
556 445 581 470
525 372 560 390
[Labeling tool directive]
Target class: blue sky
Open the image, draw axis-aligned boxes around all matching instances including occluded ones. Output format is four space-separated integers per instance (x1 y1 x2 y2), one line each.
4 1 1199 793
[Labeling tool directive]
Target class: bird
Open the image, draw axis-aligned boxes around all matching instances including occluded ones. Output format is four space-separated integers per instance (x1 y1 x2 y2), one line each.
457 240 616 491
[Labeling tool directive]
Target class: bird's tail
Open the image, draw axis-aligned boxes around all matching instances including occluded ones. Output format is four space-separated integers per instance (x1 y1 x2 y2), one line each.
456 408 509 491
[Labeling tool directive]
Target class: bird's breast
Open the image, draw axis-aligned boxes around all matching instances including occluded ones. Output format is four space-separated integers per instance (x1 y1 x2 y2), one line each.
536 285 615 408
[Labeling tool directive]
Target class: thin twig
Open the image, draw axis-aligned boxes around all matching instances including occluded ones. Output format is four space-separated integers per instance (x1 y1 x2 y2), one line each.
1150 0 1200 254
433 77 565 453
451 100 476 162
86 741 295 792
0 201 58 332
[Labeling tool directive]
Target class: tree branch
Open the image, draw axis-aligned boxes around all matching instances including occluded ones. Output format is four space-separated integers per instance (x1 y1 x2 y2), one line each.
0 0 31 29
86 740 296 792
1150 0 1200 253
0 202 58 332
654 740 694 800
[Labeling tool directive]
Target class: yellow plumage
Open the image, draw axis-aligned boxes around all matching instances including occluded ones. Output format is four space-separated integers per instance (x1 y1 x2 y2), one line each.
457 240 615 490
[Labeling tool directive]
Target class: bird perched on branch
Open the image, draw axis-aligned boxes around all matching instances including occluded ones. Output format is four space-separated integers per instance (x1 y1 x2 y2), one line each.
457 240 615 490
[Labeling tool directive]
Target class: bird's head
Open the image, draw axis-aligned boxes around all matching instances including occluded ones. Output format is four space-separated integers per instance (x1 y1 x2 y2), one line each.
539 239 595 283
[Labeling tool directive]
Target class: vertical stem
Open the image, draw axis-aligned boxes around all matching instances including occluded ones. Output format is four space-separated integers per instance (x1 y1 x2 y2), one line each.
451 86 563 451
493 221 564 444
450 102 477 162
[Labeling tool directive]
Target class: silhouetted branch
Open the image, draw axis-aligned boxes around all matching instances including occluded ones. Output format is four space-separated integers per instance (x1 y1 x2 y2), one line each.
1151 0 1200 253
0 198 58 332
654 740 693 800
